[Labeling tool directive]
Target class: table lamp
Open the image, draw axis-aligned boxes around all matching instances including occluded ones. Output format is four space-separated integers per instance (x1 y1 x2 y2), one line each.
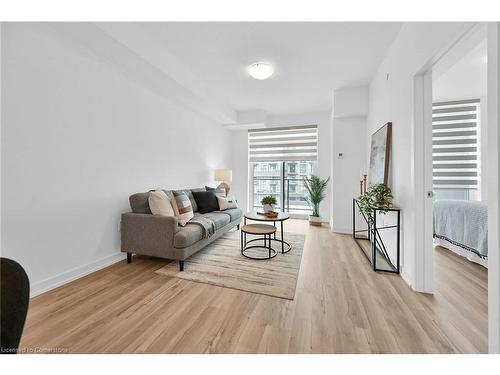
214 169 232 196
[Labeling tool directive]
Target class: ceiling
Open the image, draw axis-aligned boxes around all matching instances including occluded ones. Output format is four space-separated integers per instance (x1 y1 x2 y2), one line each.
433 39 487 102
140 22 403 116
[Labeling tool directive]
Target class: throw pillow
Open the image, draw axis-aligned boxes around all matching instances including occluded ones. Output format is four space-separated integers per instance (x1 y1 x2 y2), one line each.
216 195 238 211
205 186 226 197
148 189 175 217
170 191 194 226
192 191 220 214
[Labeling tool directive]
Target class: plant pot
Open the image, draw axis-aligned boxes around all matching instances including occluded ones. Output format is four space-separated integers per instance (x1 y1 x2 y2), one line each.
309 215 322 226
263 204 275 213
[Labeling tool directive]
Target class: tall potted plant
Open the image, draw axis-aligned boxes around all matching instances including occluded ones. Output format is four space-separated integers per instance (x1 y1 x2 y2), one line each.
303 175 330 226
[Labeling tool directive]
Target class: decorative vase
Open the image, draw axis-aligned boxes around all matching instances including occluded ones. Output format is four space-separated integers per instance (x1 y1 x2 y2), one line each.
309 215 322 226
263 204 275 213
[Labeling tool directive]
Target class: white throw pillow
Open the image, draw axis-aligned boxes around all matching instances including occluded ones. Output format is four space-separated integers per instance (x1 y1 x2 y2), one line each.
149 189 175 217
217 195 238 210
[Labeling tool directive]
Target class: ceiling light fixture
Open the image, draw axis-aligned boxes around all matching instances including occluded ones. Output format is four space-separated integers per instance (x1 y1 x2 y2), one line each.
248 62 274 80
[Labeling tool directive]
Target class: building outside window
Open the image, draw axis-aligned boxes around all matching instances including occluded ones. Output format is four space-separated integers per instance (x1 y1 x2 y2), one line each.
251 160 316 214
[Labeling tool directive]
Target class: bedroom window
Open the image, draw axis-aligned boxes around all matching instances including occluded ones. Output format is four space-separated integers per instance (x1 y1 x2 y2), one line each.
248 125 318 215
432 99 480 200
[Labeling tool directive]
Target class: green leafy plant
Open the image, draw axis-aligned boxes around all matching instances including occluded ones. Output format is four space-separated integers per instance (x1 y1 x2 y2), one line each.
261 196 277 206
358 183 393 224
303 175 330 217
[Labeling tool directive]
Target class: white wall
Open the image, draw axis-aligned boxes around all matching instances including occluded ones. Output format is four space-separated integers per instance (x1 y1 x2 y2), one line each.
366 23 470 287
330 87 369 233
1 24 230 296
331 117 367 233
229 111 332 221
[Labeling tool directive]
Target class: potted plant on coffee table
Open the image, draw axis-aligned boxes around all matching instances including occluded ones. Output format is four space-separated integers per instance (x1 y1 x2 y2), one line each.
261 196 277 213
303 175 330 226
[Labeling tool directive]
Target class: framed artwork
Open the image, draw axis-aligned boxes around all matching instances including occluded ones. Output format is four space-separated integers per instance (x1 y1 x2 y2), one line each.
368 122 392 186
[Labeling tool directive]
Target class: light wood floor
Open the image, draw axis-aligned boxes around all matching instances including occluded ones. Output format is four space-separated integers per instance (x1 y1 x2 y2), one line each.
20 220 487 353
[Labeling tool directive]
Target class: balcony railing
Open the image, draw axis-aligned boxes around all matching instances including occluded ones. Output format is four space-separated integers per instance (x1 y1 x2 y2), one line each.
252 177 312 214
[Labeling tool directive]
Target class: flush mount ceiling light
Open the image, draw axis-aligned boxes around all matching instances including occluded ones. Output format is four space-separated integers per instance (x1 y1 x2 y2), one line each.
247 62 274 80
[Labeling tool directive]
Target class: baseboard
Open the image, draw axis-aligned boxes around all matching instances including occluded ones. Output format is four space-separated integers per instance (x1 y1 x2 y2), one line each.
400 268 413 290
330 226 352 235
30 252 126 298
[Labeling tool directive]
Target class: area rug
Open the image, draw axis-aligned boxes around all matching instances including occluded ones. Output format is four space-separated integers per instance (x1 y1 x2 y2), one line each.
155 230 305 300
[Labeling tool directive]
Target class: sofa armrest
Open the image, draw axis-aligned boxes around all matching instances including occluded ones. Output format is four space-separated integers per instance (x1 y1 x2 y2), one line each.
120 213 179 258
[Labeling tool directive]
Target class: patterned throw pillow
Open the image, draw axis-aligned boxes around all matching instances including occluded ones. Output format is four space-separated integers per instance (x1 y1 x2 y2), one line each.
216 195 238 211
170 191 194 226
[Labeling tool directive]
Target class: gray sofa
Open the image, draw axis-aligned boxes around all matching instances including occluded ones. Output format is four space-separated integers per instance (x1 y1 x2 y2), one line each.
121 188 242 271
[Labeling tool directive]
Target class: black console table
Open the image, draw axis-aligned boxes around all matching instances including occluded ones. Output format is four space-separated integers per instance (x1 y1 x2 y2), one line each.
352 198 401 274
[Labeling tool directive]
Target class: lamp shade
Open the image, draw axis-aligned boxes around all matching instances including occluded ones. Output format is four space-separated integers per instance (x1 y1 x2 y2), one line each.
214 169 232 182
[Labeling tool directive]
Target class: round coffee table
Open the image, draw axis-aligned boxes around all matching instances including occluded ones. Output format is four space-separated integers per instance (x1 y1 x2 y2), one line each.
244 211 291 254
240 224 277 260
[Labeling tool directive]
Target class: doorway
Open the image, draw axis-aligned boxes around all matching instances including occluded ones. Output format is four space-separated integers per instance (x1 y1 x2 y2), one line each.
415 23 492 353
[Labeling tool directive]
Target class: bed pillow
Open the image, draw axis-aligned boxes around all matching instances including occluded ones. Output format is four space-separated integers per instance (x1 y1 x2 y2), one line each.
216 195 238 211
205 186 226 197
148 189 175 217
170 191 194 226
193 191 220 214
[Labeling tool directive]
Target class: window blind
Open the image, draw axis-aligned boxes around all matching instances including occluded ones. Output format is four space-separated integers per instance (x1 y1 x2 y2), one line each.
248 125 318 162
432 99 480 190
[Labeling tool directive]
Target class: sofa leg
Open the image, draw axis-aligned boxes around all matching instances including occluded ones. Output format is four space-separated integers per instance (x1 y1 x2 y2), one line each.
127 252 132 264
179 260 184 271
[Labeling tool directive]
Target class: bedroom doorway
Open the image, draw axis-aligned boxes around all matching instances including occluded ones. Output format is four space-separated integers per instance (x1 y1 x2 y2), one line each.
416 23 492 352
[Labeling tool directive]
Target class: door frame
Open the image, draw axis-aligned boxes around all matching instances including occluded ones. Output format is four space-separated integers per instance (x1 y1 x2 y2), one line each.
412 71 434 293
413 22 500 353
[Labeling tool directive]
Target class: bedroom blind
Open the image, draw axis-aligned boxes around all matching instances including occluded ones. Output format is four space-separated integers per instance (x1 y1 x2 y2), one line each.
432 99 480 190
248 125 318 162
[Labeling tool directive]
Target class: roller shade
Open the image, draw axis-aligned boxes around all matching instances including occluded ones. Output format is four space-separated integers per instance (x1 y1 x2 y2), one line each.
432 99 480 190
248 125 318 162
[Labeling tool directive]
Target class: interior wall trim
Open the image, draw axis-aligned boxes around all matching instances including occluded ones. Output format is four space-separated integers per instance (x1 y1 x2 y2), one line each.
30 252 126 298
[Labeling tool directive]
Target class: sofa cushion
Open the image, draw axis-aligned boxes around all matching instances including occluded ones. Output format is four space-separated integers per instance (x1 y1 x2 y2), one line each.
173 212 231 248
199 212 231 230
174 224 203 248
129 192 152 214
218 208 242 222
205 186 226 197
192 191 220 214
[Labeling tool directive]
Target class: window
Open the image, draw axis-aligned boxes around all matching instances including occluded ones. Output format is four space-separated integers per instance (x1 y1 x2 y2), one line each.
432 99 480 200
300 163 307 174
248 125 318 214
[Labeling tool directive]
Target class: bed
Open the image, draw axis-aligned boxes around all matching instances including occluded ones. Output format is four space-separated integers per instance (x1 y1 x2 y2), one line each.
433 199 488 267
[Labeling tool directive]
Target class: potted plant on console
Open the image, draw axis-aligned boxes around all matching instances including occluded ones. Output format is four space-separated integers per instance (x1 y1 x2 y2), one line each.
358 183 393 224
261 196 277 213
304 175 330 226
